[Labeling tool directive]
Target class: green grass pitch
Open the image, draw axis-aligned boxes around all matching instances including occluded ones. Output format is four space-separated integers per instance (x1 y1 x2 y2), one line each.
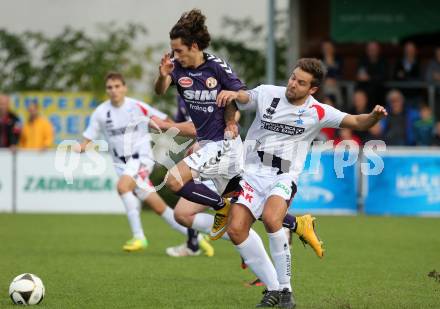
0 212 439 308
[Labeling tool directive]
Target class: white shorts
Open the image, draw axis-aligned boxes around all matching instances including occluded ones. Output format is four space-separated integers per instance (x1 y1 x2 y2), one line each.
114 157 156 200
231 172 297 219
184 137 244 195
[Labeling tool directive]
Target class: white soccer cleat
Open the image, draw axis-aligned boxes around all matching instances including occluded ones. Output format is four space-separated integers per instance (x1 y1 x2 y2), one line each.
166 243 201 257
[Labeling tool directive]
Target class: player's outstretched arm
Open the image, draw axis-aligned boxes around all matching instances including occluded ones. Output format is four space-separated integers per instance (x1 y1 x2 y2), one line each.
150 116 196 137
216 90 249 107
340 105 388 131
154 53 174 95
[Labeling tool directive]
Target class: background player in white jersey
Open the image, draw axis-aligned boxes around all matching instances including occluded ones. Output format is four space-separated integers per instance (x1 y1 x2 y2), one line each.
217 58 388 308
78 72 213 255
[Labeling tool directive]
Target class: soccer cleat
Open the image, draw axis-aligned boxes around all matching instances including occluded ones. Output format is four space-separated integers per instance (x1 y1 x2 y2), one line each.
244 277 266 288
255 289 280 307
198 234 215 257
295 214 324 258
209 198 231 240
165 243 201 257
122 238 148 252
249 278 265 287
278 288 296 309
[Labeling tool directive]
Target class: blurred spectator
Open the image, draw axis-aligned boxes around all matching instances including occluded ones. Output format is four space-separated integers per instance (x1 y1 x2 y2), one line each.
425 46 440 84
413 104 434 146
432 122 440 146
356 41 388 106
19 100 54 150
367 122 384 142
381 89 419 146
349 89 370 143
393 41 423 106
0 94 21 150
349 89 370 114
320 40 343 80
334 128 361 146
393 41 421 81
320 40 344 108
357 41 389 83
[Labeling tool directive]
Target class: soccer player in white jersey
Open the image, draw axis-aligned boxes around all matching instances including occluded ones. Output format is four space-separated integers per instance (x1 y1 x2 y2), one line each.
79 72 213 255
217 58 388 308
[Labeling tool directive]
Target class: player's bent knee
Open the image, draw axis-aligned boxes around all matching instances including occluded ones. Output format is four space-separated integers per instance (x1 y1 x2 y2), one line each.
262 214 282 233
117 182 131 195
227 223 248 245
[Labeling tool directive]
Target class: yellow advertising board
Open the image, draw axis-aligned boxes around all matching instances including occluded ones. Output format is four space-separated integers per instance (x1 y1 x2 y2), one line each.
11 92 98 145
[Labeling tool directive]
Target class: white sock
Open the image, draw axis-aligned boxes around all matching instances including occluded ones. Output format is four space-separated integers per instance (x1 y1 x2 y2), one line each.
268 228 292 291
192 213 230 240
120 192 145 239
235 230 279 291
161 206 187 235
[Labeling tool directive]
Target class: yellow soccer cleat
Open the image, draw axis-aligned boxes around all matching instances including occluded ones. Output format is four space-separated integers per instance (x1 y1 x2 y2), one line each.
209 198 231 241
122 238 148 252
295 214 324 258
198 234 215 257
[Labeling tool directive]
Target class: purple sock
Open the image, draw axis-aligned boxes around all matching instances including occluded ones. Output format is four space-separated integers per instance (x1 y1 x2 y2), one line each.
187 228 199 252
283 213 297 231
177 181 225 210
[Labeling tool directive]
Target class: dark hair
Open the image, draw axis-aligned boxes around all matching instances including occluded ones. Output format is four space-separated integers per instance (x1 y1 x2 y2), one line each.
105 72 126 85
294 58 327 88
169 9 211 50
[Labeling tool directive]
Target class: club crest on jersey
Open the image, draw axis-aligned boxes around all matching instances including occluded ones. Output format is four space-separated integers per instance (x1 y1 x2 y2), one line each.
178 77 193 88
263 97 280 119
205 77 218 89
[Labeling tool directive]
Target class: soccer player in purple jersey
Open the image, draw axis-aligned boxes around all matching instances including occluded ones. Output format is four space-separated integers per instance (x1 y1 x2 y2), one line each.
154 9 244 241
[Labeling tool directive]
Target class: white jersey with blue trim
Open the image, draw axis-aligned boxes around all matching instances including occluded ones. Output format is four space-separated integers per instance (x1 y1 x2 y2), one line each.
83 96 167 163
238 85 347 182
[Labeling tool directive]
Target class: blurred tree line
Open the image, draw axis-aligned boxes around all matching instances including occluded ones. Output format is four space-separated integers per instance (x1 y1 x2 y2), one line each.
0 13 287 101
0 23 147 97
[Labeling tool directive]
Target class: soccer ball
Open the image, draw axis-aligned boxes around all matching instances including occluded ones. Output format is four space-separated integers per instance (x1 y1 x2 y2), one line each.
9 273 45 305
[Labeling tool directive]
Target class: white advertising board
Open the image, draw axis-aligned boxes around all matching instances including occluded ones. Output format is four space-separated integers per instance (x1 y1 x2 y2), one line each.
16 150 125 213
0 150 13 212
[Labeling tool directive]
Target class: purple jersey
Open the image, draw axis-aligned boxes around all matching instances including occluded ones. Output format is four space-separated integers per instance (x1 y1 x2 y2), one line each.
174 95 191 123
170 53 246 142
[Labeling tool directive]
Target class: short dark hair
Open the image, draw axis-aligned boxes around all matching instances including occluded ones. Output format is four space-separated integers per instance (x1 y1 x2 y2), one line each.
294 58 327 88
105 72 126 85
169 9 211 50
